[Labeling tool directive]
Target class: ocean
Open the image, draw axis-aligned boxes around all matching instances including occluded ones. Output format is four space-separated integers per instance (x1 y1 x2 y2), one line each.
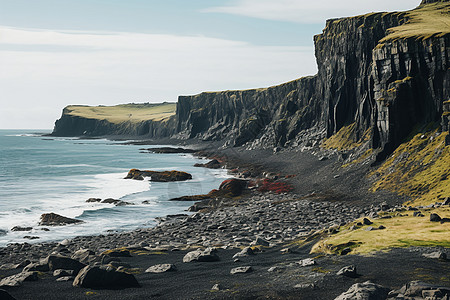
0 129 229 247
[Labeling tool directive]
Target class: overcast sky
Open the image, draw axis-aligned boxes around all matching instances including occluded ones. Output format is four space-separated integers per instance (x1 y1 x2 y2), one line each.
0 0 418 129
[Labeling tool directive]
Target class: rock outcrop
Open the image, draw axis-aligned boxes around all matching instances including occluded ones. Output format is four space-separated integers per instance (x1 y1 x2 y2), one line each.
124 169 192 182
39 213 83 226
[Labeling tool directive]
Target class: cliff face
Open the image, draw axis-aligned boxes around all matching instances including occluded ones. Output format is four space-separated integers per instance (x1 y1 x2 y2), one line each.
175 1 450 158
52 103 176 137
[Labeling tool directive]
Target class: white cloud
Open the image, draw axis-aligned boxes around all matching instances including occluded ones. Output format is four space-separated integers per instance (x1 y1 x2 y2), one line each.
203 0 418 23
0 27 316 129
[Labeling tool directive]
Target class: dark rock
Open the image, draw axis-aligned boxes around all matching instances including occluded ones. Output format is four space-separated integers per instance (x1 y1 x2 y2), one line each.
124 169 192 182
44 255 86 273
0 229 6 236
337 265 358 278
194 159 221 169
39 213 83 226
441 217 450 224
73 265 140 289
413 211 425 217
86 198 101 203
145 147 196 154
11 226 33 232
0 271 38 287
101 198 132 206
340 248 352 255
218 179 248 196
183 248 219 263
145 264 177 273
0 289 16 300
23 235 39 240
430 213 442 222
363 218 373 225
23 261 50 273
230 266 252 274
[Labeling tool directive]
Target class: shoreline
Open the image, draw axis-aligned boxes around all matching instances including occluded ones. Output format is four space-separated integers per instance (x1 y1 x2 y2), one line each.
1 137 449 299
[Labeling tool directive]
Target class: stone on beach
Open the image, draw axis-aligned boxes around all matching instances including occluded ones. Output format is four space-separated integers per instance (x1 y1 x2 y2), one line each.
230 266 252 274
11 226 33 232
194 159 221 169
334 281 389 300
0 271 38 288
44 255 86 273
39 213 83 226
145 264 177 273
73 265 140 288
232 247 255 258
183 248 220 263
71 249 97 264
337 265 358 278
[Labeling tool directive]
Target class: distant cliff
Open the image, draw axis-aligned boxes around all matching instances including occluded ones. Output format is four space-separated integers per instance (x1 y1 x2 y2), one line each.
175 0 450 159
52 103 176 137
52 1 449 160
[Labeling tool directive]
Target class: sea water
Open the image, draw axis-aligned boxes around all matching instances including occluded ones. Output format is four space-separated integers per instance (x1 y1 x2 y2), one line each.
0 129 229 246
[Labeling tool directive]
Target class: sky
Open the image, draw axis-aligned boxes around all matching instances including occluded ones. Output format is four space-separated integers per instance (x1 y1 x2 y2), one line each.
0 0 419 129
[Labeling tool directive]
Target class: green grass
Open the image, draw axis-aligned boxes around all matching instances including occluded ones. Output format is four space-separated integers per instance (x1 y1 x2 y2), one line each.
65 102 176 124
380 2 450 42
311 207 450 255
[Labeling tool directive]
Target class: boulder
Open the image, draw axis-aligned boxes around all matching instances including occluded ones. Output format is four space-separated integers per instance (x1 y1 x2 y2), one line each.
363 218 373 225
230 266 252 274
71 249 97 264
73 265 140 288
124 169 192 182
11 226 33 232
0 289 16 300
0 271 38 287
145 264 177 273
183 248 220 263
194 159 221 169
44 255 86 273
430 213 442 222
39 213 83 226
337 265 358 278
232 247 255 259
219 179 247 196
335 281 389 300
391 281 450 298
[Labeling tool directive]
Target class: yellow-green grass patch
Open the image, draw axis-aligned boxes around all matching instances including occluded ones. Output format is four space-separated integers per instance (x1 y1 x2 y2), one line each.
371 130 450 206
321 123 371 151
65 103 176 124
380 2 450 42
312 207 450 255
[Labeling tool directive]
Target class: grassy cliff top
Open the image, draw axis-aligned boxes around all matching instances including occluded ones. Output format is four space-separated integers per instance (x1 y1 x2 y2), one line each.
64 103 176 124
381 2 450 42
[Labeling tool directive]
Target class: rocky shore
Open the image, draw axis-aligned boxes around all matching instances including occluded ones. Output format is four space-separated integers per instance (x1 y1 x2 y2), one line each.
1 150 449 299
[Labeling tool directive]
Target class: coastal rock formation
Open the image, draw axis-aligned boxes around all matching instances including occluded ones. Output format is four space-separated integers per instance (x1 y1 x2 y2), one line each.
174 1 450 160
51 103 176 137
124 169 192 182
39 213 83 226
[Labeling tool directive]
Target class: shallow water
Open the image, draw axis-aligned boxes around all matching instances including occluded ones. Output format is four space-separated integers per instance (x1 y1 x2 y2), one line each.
0 130 229 246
